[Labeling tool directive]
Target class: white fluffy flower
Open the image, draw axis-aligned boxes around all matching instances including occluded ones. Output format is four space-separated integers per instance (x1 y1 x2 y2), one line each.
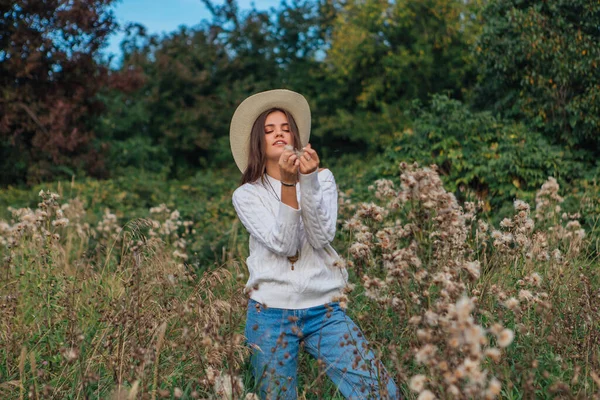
497 329 514 348
504 297 519 310
52 218 69 227
417 389 436 400
409 375 427 393
463 261 480 279
485 377 502 398
415 344 437 364
518 290 534 302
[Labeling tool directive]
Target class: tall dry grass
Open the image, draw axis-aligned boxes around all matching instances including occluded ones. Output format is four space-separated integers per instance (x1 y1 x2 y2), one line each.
0 190 250 398
0 162 598 399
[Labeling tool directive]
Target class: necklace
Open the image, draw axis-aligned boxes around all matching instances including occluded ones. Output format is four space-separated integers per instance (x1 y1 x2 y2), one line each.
263 175 300 270
264 175 281 202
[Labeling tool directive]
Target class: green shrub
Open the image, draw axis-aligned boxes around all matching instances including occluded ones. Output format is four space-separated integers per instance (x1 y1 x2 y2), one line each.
381 95 588 212
104 136 173 177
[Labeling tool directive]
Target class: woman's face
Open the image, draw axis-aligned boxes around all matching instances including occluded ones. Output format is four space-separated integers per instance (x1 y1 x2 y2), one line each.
263 110 294 161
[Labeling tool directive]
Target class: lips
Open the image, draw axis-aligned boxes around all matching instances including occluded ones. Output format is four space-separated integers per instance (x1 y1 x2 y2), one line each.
273 140 287 146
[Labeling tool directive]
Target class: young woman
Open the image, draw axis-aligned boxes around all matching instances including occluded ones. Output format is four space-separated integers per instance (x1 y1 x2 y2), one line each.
230 89 399 399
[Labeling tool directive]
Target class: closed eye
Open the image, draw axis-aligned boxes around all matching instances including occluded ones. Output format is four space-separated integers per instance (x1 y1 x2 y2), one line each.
264 129 289 134
264 123 290 134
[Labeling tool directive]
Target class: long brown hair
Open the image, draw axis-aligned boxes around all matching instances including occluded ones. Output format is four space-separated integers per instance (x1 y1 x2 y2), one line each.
240 108 302 186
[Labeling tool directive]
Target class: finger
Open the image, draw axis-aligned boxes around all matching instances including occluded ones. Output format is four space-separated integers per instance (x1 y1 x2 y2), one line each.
280 149 294 160
304 147 317 158
284 152 297 163
304 155 317 166
305 145 318 158
300 158 316 172
302 156 315 165
288 160 299 171
287 154 297 165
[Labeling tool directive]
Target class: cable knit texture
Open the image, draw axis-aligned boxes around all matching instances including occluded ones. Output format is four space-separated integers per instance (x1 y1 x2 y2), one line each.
232 169 348 309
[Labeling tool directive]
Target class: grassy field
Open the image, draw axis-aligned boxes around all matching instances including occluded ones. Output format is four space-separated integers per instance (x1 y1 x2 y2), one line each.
0 159 599 399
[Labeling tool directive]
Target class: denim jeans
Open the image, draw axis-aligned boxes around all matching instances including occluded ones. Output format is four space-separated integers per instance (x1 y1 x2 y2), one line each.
245 299 400 399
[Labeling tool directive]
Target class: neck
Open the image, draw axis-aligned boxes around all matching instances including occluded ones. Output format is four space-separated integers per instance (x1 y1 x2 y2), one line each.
265 160 283 181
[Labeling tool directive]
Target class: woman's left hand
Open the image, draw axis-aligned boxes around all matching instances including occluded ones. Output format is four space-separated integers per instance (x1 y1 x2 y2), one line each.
299 143 320 175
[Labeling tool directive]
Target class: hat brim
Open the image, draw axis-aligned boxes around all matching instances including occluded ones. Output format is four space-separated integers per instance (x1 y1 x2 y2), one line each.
230 89 311 173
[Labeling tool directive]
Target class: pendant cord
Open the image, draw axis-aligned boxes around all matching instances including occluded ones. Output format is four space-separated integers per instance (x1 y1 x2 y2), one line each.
264 175 281 202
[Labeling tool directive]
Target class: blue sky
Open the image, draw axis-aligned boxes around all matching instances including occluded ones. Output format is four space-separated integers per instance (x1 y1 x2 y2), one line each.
104 0 281 63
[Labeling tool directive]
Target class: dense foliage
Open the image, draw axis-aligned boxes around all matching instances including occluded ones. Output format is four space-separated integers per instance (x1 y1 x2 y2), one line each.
96 0 336 176
2 0 597 222
474 0 600 157
379 95 588 211
324 0 481 138
0 0 118 184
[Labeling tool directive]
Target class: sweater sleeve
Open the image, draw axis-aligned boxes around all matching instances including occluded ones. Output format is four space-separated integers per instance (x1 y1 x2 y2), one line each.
232 184 301 257
299 169 338 249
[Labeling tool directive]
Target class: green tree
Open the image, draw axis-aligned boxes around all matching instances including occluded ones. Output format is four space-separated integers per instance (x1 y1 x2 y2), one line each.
97 0 337 177
474 0 600 157
329 0 482 106
317 0 484 151
108 5 280 176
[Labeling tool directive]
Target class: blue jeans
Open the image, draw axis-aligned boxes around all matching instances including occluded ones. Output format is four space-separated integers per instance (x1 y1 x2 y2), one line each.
245 299 400 399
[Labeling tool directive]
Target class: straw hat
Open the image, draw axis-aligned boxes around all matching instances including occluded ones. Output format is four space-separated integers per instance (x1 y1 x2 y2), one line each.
230 89 311 173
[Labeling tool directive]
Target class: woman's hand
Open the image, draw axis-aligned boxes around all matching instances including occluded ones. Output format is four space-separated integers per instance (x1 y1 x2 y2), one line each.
279 149 299 183
299 143 320 175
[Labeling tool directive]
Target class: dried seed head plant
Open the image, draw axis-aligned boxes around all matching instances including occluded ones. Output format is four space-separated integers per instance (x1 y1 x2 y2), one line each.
0 164 598 399
0 190 251 399
346 163 512 398
338 162 599 399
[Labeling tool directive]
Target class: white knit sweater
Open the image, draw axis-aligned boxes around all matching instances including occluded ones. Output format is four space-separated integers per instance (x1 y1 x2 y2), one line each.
232 169 348 309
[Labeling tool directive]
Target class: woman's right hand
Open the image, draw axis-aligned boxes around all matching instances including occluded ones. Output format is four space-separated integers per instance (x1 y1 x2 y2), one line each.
278 149 299 184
